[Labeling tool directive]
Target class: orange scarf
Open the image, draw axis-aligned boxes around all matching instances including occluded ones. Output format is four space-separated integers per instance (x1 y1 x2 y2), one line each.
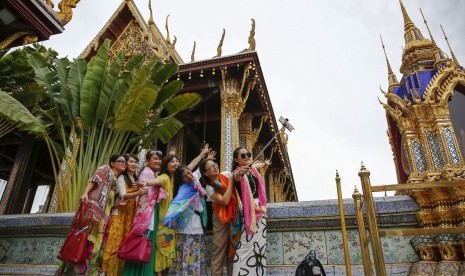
212 173 238 224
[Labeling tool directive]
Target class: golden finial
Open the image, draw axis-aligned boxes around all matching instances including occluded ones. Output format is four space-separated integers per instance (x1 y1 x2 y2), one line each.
361 161 366 170
335 170 341 183
380 35 398 87
165 14 171 44
399 0 414 31
216 28 225 57
248 19 256 51
148 0 154 25
191 41 196 62
440 24 460 67
419 9 437 47
354 185 359 193
380 35 393 76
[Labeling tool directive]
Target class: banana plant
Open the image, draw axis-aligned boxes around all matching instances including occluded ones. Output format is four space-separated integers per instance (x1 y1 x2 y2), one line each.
25 40 200 211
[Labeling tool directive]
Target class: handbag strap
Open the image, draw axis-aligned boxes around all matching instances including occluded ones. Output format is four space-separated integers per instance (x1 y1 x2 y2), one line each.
71 202 87 229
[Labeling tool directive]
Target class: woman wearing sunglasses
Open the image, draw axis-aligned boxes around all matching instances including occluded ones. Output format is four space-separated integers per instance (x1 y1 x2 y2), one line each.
101 153 148 276
231 146 267 276
199 157 238 276
56 154 127 276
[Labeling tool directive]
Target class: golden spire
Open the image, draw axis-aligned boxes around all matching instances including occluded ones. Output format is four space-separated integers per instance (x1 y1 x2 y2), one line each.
148 0 154 25
399 0 414 31
440 24 460 67
380 35 398 87
398 0 424 45
191 41 196 62
165 14 171 44
216 28 225 57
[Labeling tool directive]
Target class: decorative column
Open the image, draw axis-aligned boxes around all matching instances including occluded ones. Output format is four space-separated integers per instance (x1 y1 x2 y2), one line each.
0 139 39 214
167 130 185 163
219 66 254 171
239 113 253 150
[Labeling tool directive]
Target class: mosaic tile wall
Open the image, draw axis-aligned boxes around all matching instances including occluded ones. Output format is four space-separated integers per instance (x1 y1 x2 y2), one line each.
0 196 423 275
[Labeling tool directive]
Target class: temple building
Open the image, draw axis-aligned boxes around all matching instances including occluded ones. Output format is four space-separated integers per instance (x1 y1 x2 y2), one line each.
379 0 465 273
76 0 297 203
0 0 82 50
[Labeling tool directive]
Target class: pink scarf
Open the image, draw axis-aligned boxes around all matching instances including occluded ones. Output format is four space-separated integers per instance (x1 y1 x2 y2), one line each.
237 166 267 235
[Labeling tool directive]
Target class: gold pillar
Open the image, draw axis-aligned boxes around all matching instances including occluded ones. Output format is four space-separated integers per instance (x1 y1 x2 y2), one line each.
352 186 372 276
358 163 386 276
268 172 275 203
335 171 351 276
219 67 252 171
239 113 253 150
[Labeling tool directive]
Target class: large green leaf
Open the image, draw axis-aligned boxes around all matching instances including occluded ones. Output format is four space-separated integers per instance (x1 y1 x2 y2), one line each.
152 80 183 112
80 40 110 127
114 59 159 132
138 116 184 147
0 90 47 136
162 92 201 115
27 52 61 105
68 58 87 118
96 52 124 124
151 63 178 86
55 58 73 125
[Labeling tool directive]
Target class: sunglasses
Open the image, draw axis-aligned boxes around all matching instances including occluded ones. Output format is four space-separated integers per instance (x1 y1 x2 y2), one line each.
149 149 163 157
115 159 127 164
240 152 252 159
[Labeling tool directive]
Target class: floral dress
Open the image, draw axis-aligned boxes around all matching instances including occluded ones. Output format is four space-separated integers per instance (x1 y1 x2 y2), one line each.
101 175 137 276
56 165 116 276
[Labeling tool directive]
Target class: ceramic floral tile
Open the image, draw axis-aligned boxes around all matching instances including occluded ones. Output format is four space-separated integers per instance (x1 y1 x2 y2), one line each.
266 232 283 265
381 236 420 263
325 230 367 265
282 231 326 265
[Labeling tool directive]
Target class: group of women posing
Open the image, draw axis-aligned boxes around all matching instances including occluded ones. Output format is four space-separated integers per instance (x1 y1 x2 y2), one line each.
56 145 268 276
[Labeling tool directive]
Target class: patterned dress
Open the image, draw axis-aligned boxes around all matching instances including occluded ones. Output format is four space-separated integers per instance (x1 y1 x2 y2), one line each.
101 175 137 276
56 165 116 276
155 173 177 272
123 167 162 276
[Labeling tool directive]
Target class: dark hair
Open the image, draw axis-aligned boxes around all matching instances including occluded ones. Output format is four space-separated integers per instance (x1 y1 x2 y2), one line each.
198 158 215 188
231 146 247 171
122 153 139 185
173 165 190 198
109 154 123 168
160 154 177 175
146 149 163 161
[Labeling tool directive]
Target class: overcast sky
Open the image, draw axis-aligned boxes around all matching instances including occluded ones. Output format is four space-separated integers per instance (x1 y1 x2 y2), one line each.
43 0 465 201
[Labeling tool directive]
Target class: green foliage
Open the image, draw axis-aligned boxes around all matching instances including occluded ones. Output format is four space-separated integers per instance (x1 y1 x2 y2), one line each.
23 39 201 211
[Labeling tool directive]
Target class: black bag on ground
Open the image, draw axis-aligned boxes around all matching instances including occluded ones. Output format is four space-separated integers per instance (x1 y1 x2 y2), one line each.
295 250 326 276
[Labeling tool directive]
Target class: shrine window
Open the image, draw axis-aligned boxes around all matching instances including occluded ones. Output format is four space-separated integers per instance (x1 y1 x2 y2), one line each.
448 84 465 161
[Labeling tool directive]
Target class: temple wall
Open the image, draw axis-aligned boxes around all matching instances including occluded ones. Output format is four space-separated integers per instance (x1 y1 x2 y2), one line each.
0 196 423 275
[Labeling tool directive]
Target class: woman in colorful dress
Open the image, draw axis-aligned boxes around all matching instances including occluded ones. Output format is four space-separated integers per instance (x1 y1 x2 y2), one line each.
163 165 207 275
56 154 127 276
101 153 147 276
146 146 210 276
199 158 238 276
231 146 267 276
123 149 166 276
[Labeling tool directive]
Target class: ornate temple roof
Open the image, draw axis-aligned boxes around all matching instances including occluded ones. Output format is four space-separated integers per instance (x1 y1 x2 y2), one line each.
79 0 182 64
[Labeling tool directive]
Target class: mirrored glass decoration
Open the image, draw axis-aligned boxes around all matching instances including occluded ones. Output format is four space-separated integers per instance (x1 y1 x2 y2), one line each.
434 132 447 166
425 129 443 169
225 111 233 171
443 127 460 164
411 140 427 173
